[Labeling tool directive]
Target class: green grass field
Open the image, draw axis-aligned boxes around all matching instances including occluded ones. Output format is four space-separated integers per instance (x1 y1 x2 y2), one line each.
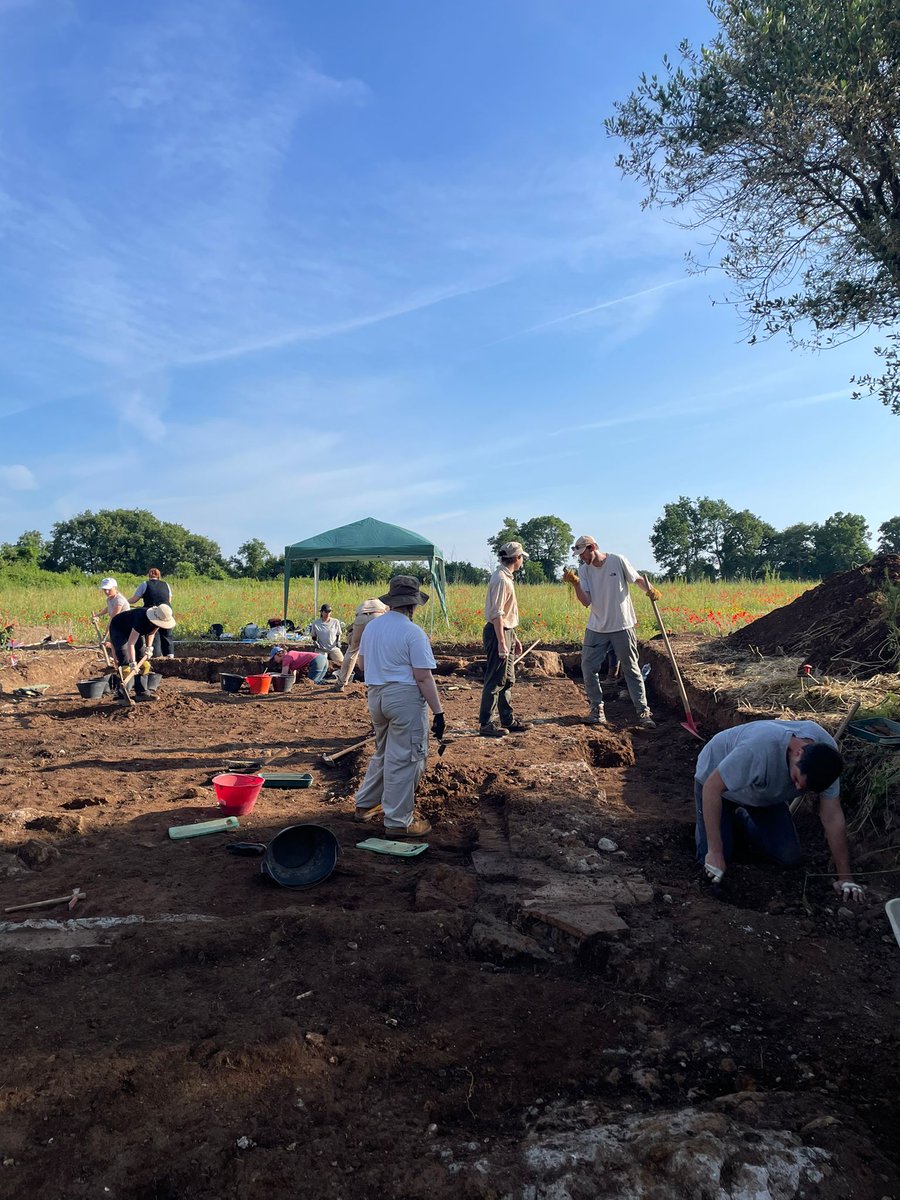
2 574 813 645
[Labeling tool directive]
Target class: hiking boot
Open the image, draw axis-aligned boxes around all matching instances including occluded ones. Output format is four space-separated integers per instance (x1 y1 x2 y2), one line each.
384 816 432 838
502 720 532 733
637 711 656 729
586 706 607 725
353 803 384 823
479 724 508 738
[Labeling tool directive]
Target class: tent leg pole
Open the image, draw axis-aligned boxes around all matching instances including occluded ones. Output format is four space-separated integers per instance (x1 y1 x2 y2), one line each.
314 562 319 617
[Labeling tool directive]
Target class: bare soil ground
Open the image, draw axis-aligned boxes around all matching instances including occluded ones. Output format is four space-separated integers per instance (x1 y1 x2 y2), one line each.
0 645 898 1199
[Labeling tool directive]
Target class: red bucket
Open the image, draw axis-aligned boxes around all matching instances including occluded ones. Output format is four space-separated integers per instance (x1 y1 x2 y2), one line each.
212 773 264 816
245 674 273 695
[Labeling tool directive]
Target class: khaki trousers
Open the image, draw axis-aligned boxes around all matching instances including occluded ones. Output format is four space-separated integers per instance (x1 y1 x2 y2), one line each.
354 683 428 829
336 623 363 684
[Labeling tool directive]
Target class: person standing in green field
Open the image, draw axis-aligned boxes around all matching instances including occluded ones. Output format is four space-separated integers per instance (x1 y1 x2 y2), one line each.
563 534 661 729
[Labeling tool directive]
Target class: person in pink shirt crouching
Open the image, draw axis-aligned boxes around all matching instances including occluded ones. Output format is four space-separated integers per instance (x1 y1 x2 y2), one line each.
268 646 329 684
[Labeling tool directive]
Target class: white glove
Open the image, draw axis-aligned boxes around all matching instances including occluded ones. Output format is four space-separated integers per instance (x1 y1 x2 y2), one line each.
833 880 865 903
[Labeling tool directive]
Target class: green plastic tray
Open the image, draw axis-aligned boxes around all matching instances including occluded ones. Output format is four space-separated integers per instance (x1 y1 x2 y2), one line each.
259 772 314 789
847 717 900 746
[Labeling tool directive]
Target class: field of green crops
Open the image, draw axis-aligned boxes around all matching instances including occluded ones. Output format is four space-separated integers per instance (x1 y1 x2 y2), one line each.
2 574 813 646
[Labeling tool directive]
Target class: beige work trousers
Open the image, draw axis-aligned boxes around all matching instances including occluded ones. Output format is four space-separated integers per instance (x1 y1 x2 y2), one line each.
336 623 364 684
354 683 428 829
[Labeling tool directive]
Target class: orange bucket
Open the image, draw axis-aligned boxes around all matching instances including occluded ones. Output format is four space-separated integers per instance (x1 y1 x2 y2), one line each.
245 674 272 695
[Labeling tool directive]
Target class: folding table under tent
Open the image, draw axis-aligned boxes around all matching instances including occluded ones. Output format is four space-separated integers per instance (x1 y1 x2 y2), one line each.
283 516 449 630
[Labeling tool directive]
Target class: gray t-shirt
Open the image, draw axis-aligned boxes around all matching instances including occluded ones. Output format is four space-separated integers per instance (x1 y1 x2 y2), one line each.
695 720 839 806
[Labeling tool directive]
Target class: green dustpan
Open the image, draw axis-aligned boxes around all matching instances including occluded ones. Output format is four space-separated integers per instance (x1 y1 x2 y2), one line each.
356 838 428 858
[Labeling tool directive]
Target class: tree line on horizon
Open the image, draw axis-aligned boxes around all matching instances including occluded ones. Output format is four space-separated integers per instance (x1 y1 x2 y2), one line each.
1 504 898 584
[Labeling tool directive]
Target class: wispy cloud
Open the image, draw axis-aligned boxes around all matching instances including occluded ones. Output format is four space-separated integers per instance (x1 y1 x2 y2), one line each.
493 277 688 344
0 463 37 489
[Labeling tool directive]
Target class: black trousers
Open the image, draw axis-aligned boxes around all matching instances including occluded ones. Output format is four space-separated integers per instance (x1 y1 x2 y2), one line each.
478 624 515 728
108 625 149 696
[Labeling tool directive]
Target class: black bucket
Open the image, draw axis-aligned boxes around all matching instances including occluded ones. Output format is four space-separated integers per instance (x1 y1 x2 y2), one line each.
77 677 110 700
270 671 296 694
220 673 245 693
262 824 340 889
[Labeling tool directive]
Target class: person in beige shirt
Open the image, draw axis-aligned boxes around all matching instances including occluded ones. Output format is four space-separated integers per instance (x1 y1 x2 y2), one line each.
478 541 530 737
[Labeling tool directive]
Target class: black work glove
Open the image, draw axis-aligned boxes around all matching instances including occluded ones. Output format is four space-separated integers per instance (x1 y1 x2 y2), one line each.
432 712 446 740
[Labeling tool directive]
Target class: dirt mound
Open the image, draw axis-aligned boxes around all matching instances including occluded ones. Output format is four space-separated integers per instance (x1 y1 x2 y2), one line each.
728 555 900 677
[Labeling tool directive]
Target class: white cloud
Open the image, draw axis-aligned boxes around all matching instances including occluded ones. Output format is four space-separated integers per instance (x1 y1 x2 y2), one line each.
0 463 37 489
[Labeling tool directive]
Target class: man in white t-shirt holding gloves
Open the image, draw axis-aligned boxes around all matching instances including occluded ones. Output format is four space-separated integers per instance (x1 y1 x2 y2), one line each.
353 576 444 838
564 534 661 729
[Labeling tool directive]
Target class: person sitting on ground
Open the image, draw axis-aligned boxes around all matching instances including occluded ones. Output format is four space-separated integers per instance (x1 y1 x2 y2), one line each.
352 575 444 838
107 603 176 700
695 718 864 903
304 604 344 672
478 541 531 737
268 646 329 685
335 598 388 690
93 578 130 638
563 534 659 729
128 568 175 659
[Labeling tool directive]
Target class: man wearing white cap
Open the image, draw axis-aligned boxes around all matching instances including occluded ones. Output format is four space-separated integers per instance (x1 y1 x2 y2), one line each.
335 598 388 690
93 578 130 638
564 535 661 729
478 541 530 737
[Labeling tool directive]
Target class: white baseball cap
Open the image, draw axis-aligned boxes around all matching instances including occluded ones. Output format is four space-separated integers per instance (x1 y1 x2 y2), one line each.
99 578 118 590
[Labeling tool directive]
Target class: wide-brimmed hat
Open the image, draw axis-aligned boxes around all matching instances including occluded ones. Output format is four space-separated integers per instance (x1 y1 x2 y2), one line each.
145 603 177 629
498 541 529 561
357 598 389 617
572 535 597 554
99 577 118 590
379 575 429 608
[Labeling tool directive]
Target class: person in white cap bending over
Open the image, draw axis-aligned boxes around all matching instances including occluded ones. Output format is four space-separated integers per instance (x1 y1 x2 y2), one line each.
478 541 531 737
563 535 661 729
93 578 130 640
352 576 444 838
335 598 388 690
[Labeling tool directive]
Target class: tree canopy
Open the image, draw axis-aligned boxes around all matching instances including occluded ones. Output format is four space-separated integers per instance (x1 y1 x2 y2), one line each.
488 515 573 580
606 0 900 414
43 509 227 576
651 496 875 579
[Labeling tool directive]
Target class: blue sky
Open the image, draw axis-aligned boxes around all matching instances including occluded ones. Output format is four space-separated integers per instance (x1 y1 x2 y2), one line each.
1 0 896 572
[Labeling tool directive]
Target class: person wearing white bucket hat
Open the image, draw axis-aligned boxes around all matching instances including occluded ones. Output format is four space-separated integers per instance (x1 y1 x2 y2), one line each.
335 598 388 690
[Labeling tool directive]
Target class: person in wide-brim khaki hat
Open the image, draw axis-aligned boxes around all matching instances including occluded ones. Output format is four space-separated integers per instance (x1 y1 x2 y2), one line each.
379 575 430 609
145 603 177 629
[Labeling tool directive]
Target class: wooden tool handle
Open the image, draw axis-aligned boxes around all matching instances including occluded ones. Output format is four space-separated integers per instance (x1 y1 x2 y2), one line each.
323 736 373 763
5 889 85 914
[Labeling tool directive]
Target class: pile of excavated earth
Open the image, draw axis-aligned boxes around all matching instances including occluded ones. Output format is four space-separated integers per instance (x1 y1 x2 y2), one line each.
729 554 900 678
0 615 897 1198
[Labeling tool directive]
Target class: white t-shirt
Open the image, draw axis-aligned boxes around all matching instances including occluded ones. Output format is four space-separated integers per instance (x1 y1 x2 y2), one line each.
358 611 436 685
578 553 639 633
106 594 130 617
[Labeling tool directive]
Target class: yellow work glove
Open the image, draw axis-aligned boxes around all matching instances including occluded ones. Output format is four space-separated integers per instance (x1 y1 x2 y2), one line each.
647 585 663 603
562 567 580 586
120 663 134 679
139 659 152 676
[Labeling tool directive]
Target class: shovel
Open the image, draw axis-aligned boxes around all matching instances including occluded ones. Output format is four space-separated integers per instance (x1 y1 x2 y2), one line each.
321 736 374 765
647 595 702 741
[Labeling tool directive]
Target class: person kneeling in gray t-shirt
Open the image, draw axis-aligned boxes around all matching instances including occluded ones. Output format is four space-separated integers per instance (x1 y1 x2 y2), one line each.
694 719 864 904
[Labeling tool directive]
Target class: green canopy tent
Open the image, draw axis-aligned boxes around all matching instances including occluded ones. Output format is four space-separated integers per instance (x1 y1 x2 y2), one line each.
283 517 449 629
